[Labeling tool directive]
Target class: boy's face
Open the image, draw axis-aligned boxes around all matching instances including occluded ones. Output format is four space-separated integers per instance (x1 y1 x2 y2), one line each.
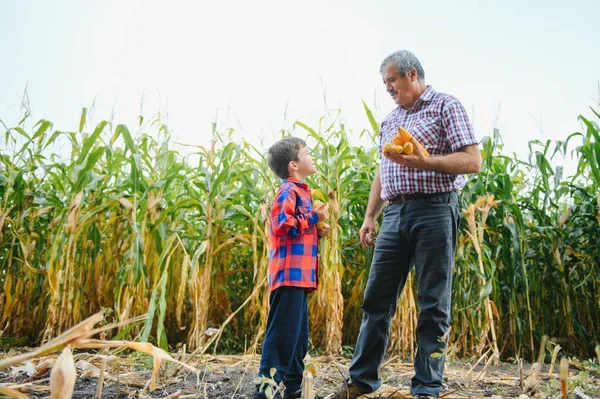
291 146 317 178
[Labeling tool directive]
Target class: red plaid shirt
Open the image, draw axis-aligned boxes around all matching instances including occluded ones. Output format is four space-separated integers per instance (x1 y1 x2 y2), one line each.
268 177 319 292
379 86 479 200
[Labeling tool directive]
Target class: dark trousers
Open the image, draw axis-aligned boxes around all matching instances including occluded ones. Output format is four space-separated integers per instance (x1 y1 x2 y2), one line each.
258 286 309 392
349 192 459 398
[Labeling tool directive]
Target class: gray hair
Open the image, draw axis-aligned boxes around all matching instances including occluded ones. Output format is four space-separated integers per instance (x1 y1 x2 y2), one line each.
379 50 425 80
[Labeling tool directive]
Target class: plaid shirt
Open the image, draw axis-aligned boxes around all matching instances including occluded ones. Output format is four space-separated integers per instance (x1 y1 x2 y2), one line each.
379 86 478 200
268 177 319 292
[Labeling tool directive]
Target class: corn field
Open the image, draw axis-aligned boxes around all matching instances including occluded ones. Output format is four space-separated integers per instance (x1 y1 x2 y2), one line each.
0 103 599 362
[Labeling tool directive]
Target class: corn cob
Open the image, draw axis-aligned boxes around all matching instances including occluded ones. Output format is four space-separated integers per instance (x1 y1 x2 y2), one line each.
313 200 326 229
392 127 412 146
383 142 404 155
391 127 430 157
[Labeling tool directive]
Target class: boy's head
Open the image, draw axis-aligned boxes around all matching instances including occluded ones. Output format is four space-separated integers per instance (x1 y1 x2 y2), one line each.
267 137 316 180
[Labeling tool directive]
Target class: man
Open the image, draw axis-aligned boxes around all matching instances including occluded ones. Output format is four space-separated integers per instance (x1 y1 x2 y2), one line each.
331 50 481 399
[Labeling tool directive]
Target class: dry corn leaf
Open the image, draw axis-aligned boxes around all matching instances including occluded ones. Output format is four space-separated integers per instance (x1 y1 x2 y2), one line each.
119 197 134 210
75 360 100 378
475 196 488 210
147 195 163 210
124 341 197 391
50 346 76 399
0 386 30 399
34 206 54 218
66 191 84 232
559 358 569 398
0 312 104 370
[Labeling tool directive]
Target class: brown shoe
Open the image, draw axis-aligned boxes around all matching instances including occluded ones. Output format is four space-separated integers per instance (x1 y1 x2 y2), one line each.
327 381 366 399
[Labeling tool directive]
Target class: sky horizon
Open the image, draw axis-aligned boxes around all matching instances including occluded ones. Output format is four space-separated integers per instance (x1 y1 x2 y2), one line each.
2 0 599 164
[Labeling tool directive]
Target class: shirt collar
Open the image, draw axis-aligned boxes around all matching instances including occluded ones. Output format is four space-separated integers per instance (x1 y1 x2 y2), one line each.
283 177 308 189
400 85 435 111
420 85 435 102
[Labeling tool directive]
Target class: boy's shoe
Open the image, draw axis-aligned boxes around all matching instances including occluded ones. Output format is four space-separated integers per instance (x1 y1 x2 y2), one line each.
328 381 366 399
413 395 436 399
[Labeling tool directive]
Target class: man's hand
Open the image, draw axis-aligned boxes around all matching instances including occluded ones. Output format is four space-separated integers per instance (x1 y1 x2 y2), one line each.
359 217 377 247
317 223 330 237
383 137 429 170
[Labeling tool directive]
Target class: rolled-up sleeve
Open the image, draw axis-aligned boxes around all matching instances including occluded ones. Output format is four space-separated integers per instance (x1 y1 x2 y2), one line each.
442 98 479 151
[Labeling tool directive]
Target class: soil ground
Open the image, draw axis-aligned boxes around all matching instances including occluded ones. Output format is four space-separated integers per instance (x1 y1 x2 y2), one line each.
0 352 598 398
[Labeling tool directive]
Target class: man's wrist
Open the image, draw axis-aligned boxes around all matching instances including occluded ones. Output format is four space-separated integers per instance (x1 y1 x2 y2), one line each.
421 155 434 171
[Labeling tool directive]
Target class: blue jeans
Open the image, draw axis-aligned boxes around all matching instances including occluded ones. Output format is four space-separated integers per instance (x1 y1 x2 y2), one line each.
258 286 309 393
349 192 459 398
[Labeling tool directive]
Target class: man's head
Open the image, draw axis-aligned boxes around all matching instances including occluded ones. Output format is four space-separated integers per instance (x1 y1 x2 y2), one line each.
380 50 427 109
267 137 316 180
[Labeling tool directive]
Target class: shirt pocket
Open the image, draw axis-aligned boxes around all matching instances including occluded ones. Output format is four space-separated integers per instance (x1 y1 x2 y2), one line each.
297 205 317 234
412 117 440 149
298 205 312 214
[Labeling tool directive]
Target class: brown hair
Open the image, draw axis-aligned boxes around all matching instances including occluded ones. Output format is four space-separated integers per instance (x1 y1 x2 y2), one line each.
267 137 307 179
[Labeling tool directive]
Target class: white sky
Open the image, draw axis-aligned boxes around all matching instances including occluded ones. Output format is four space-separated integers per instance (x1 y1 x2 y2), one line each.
1 0 599 161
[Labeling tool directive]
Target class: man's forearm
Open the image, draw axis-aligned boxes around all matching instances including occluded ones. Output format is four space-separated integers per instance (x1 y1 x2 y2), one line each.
425 144 481 174
365 169 386 219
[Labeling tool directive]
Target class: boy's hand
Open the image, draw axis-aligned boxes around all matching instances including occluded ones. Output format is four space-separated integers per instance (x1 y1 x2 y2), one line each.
314 202 329 223
317 223 330 237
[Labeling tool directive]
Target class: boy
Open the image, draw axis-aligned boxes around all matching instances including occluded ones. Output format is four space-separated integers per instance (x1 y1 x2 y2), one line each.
254 137 330 399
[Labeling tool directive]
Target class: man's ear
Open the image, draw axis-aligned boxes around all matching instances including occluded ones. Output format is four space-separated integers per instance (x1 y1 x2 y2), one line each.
408 68 418 81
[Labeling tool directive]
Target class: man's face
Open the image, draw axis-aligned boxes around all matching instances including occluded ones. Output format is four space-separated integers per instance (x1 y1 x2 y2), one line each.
382 63 417 108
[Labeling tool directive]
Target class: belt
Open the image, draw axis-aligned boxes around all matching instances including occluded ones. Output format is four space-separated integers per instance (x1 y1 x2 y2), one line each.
388 191 451 204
